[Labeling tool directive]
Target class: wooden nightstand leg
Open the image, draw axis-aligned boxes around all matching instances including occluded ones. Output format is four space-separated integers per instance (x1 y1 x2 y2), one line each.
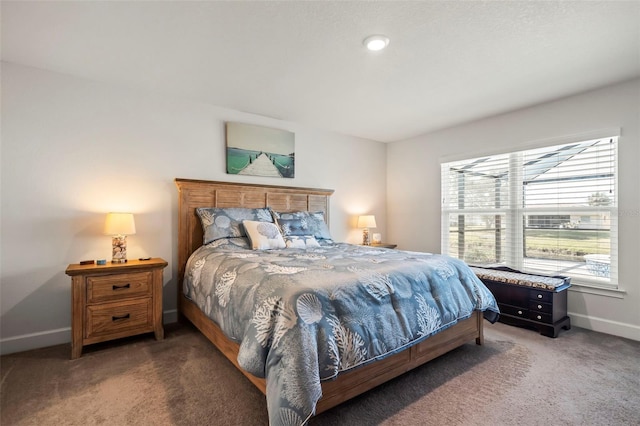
71 276 84 359
153 268 164 340
154 327 164 340
71 343 82 359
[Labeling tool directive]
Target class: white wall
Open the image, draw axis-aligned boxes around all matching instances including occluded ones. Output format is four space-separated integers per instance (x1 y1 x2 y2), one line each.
387 78 640 341
0 62 388 354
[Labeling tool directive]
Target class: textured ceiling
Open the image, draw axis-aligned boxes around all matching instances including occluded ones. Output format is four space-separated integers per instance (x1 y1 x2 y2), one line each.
2 1 639 142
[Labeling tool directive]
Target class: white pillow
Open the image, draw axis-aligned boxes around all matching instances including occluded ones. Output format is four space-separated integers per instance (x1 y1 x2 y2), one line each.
284 235 321 249
242 220 286 250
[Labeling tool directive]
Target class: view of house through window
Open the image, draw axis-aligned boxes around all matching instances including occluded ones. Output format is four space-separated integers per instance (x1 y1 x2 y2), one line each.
441 137 617 288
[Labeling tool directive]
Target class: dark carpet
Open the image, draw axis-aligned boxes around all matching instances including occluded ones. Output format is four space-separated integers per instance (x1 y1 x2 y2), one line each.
2 321 639 425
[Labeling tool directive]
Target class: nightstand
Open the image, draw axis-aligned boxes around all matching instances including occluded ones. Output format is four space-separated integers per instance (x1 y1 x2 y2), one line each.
369 243 397 249
65 258 168 359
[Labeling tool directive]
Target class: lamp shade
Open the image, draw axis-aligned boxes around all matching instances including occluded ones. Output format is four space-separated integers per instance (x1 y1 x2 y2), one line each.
357 215 377 229
104 212 136 236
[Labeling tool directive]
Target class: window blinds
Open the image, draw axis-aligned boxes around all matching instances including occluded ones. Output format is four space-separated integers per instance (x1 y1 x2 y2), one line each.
441 137 617 287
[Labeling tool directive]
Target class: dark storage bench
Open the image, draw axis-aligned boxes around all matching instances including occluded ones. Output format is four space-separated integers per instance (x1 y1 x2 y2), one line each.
472 266 571 338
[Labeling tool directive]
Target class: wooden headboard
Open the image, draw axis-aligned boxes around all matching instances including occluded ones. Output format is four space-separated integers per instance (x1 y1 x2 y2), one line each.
174 178 334 301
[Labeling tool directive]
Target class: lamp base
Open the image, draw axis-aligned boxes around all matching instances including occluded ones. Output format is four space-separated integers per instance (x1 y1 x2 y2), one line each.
362 228 370 245
111 235 128 263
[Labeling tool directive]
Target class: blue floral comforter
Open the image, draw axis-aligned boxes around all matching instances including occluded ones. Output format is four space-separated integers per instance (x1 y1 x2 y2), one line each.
183 238 499 425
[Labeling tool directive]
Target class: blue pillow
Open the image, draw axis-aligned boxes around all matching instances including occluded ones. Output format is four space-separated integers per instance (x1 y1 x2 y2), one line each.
274 211 332 240
196 207 273 244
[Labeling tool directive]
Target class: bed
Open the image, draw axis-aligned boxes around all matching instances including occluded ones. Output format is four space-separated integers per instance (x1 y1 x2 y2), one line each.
175 178 499 425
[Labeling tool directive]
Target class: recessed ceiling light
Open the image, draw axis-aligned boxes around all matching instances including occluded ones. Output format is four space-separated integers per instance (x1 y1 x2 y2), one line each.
363 35 389 51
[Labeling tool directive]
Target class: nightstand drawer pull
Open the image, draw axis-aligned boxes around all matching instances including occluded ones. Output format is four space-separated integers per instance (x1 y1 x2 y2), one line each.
112 313 131 321
517 310 523 315
112 283 131 290
537 294 543 299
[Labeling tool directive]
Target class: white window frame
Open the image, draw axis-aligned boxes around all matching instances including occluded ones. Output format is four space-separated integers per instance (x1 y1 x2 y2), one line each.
441 134 618 289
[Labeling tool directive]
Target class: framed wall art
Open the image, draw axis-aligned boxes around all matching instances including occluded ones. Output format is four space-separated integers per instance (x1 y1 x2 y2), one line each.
226 122 295 178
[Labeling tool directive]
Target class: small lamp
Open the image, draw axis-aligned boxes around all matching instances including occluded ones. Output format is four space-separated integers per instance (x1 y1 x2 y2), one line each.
104 212 136 263
357 215 377 246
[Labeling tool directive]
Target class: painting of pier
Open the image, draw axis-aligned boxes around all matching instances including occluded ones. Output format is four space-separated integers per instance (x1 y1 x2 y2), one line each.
226 122 295 178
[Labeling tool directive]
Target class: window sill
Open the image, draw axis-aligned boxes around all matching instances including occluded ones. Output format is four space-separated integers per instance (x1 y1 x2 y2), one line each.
568 282 626 299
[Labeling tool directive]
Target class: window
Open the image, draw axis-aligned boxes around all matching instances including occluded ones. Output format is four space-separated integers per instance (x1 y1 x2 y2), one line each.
441 137 617 288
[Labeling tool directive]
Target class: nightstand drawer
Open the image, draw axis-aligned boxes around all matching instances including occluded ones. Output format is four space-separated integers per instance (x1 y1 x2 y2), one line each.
87 271 152 303
85 298 152 340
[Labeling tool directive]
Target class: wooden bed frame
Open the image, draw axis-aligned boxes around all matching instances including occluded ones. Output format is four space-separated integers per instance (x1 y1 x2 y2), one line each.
175 178 484 415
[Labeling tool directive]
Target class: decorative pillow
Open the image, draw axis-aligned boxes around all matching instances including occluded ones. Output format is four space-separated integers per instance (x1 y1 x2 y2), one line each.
284 235 321 249
274 211 333 240
242 220 286 250
196 207 273 244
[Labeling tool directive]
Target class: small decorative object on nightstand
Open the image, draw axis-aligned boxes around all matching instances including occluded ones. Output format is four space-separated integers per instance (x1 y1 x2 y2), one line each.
65 257 167 359
357 215 377 245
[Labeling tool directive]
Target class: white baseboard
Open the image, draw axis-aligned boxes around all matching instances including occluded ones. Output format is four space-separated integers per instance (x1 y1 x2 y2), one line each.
568 311 640 341
163 309 178 324
0 309 181 356
0 327 71 356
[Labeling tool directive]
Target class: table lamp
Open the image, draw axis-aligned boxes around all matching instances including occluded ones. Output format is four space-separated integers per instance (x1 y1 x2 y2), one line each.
104 212 136 263
357 215 377 245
